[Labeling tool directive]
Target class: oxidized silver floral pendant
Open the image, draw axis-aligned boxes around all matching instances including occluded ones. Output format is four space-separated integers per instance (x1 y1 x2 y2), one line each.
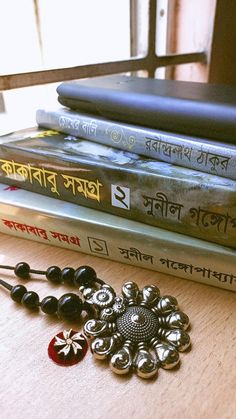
81 281 191 379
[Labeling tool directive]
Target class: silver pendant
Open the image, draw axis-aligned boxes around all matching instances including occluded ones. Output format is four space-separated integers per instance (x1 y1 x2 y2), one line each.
82 281 190 379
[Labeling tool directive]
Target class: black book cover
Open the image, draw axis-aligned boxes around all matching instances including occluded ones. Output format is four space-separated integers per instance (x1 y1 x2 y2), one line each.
57 75 236 143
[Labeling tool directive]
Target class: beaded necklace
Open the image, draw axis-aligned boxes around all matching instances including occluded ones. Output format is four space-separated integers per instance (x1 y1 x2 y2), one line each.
0 262 191 379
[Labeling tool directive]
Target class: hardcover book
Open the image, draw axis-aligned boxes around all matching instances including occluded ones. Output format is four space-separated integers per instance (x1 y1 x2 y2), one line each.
37 107 236 181
0 183 235 292
0 127 236 248
57 75 236 142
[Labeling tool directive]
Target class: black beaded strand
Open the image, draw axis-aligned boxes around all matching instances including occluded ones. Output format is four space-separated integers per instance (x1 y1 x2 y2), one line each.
0 264 106 321
0 263 105 287
0 270 96 321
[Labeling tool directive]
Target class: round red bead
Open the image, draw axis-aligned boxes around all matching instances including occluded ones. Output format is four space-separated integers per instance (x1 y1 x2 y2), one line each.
48 329 88 366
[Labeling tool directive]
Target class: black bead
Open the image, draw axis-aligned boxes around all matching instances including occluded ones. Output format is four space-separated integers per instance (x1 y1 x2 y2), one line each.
10 284 27 303
41 296 58 315
57 293 83 321
74 265 97 287
14 262 30 279
61 267 75 285
46 266 62 283
21 291 39 309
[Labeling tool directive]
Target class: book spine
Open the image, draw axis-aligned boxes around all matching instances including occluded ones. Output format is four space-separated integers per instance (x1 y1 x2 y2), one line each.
1 146 236 248
36 108 236 181
0 200 235 292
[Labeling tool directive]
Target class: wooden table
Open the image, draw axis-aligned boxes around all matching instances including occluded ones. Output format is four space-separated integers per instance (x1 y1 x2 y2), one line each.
0 233 235 419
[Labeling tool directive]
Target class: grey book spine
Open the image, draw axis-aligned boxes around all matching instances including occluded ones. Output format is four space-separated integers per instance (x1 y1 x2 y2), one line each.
36 108 236 181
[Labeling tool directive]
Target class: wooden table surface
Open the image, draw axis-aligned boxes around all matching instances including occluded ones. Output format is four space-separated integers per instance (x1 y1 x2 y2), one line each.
0 233 235 419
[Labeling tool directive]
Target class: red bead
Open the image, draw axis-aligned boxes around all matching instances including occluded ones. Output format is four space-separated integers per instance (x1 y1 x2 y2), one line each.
48 329 88 366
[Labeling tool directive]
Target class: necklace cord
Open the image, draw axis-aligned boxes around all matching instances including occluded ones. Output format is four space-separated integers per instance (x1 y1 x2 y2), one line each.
0 264 101 321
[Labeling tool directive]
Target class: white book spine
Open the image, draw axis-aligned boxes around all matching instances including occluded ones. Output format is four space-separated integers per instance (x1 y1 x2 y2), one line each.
0 198 235 292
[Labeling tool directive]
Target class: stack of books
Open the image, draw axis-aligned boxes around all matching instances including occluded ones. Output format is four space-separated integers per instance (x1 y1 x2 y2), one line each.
1 74 236 292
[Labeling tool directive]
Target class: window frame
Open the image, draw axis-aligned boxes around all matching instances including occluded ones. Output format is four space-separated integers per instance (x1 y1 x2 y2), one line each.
0 0 207 92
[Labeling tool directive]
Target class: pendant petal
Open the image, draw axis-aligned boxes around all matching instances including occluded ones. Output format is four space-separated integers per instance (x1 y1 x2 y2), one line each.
58 344 71 356
54 336 66 346
134 347 158 378
72 332 85 342
72 341 82 354
63 329 72 340
110 346 133 375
